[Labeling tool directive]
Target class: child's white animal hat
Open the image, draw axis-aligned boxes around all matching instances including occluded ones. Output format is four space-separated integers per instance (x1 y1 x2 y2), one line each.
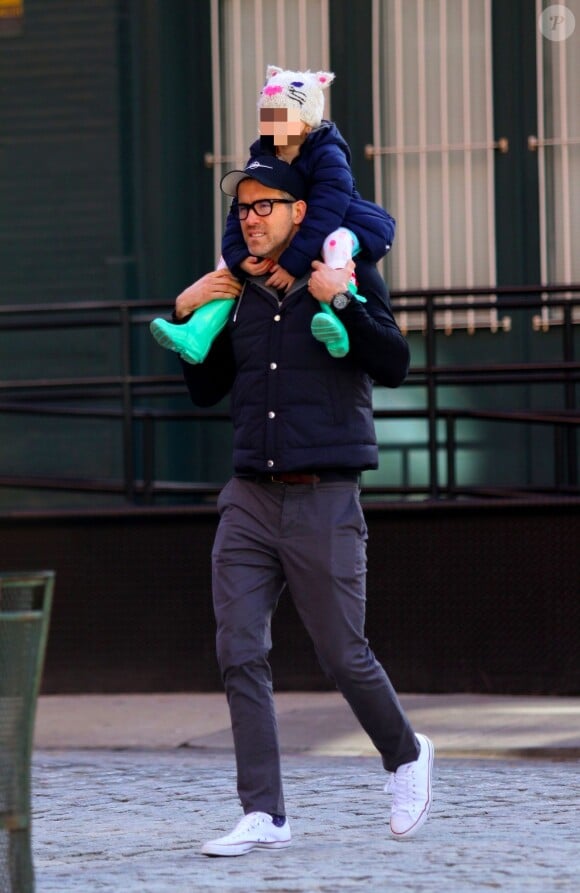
258 65 335 127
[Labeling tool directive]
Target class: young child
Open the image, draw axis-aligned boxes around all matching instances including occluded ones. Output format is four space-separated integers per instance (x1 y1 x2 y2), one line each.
150 66 395 363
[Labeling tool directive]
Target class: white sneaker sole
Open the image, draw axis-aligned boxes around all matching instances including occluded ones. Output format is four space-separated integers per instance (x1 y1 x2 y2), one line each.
201 839 292 857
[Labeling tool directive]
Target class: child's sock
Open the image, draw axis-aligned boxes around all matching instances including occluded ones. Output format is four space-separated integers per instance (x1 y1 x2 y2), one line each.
322 227 357 267
311 228 360 358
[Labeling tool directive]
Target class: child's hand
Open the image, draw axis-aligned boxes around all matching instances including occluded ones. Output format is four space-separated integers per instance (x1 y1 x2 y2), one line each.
240 256 274 276
265 265 295 292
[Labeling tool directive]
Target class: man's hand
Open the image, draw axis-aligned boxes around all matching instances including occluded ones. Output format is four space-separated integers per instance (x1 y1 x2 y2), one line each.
240 256 274 276
174 270 242 320
265 264 296 292
307 259 355 304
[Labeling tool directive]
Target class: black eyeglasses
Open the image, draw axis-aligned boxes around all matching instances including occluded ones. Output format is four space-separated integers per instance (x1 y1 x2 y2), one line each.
236 198 295 220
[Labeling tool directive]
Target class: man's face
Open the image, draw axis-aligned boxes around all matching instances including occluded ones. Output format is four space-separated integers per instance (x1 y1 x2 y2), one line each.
259 107 303 145
237 179 303 261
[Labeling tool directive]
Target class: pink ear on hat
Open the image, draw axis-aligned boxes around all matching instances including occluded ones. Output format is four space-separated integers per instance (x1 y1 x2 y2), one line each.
266 65 283 78
315 71 335 88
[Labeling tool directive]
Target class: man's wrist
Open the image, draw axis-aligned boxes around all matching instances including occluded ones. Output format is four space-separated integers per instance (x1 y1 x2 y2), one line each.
172 308 193 323
173 297 200 321
174 306 193 321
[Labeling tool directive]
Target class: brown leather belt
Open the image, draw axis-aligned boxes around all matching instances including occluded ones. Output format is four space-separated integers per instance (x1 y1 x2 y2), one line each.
270 472 321 485
246 471 359 485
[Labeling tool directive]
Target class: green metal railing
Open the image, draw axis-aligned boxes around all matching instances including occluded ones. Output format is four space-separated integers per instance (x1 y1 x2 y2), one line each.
0 571 54 893
0 287 579 506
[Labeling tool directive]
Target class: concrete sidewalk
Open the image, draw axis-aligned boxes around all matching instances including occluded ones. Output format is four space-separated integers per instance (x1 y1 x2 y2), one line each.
34 691 580 758
29 693 580 893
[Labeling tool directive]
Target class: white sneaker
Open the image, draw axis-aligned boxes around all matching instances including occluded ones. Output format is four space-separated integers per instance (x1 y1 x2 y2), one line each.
201 811 292 857
387 733 434 839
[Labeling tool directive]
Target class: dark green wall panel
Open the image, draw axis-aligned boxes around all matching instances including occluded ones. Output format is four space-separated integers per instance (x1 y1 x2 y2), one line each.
0 0 125 304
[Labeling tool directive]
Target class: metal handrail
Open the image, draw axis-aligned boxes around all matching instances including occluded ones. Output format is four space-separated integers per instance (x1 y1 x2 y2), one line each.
0 284 578 505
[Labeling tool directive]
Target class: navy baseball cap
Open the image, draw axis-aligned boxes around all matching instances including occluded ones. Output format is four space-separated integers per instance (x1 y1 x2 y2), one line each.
220 156 307 200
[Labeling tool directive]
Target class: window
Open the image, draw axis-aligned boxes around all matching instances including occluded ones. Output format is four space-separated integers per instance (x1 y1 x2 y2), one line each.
208 0 329 258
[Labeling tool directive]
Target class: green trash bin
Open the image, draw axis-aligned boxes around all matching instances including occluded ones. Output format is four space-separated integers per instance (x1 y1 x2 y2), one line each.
0 571 54 893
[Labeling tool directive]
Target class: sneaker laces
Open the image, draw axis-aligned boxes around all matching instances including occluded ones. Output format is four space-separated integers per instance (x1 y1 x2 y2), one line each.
236 812 265 831
388 763 418 816
233 812 269 837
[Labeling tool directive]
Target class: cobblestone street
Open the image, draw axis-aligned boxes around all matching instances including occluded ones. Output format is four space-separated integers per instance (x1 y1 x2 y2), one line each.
32 749 579 892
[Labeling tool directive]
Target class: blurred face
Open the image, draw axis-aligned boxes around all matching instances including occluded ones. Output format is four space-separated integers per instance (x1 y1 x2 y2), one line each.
259 107 307 145
237 179 306 261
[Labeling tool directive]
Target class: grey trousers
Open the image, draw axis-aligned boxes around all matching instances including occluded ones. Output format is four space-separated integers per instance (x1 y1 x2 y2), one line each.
211 477 419 816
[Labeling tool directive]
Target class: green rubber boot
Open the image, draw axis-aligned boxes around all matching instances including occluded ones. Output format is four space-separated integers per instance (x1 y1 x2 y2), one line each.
310 282 365 359
150 298 233 365
310 304 350 358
